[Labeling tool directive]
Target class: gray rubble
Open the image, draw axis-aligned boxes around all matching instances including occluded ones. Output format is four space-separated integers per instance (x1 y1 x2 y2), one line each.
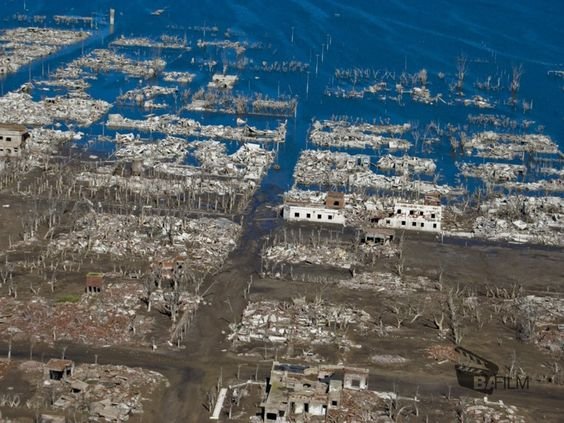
459 162 526 182
107 113 287 143
0 27 90 74
461 131 559 159
0 91 111 127
294 150 453 194
228 299 372 348
50 212 242 273
75 49 166 78
377 154 437 174
309 119 412 150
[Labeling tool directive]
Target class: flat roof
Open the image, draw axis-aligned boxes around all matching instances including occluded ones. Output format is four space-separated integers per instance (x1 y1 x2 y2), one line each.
0 123 27 133
46 359 74 371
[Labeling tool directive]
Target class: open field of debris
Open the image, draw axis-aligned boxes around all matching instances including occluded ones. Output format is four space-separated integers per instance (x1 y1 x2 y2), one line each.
0 3 562 422
6 360 169 422
50 212 241 273
0 27 90 74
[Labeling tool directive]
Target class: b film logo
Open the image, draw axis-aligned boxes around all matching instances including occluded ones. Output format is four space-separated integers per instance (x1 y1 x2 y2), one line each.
454 346 530 394
473 375 530 392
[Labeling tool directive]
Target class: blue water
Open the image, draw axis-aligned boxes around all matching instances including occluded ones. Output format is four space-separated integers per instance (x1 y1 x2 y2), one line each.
1 0 563 197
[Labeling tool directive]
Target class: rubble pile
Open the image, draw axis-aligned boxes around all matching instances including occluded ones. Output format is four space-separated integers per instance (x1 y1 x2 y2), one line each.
117 85 178 107
50 213 242 273
502 178 564 193
187 88 297 117
0 283 152 346
263 243 362 270
208 74 238 89
294 150 453 194
36 77 91 90
50 60 93 81
377 154 437 174
114 136 188 164
75 49 166 78
196 39 250 54
514 295 564 351
228 299 372 347
462 95 494 109
461 131 559 159
76 172 189 197
0 92 51 125
28 128 81 155
24 362 168 421
111 35 188 49
192 140 274 181
469 195 563 246
309 119 411 150
107 113 199 134
0 27 90 74
293 150 370 187
459 162 526 182
263 241 397 271
425 344 457 362
326 389 388 422
98 140 272 196
162 71 196 84
107 113 287 143
0 91 110 127
78 167 256 199
460 397 526 423
41 94 112 126
338 272 434 293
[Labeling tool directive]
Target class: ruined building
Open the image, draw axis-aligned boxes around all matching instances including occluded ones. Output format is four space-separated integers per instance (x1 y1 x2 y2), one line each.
283 191 346 225
379 201 442 233
0 123 29 157
262 362 369 422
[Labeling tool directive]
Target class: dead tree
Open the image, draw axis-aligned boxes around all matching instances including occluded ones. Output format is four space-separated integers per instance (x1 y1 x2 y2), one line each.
510 64 524 97
455 54 468 93
0 257 14 288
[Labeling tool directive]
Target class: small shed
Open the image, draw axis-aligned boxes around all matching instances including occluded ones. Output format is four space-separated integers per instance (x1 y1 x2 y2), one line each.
343 367 369 390
363 228 395 244
85 272 104 293
46 359 74 380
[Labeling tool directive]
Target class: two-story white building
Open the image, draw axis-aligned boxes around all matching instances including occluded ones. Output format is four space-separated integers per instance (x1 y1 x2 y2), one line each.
282 192 346 225
379 201 442 233
0 124 29 157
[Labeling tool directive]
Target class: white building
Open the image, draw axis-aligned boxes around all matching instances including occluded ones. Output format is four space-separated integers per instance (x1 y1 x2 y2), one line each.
0 124 28 157
283 204 345 225
379 202 442 233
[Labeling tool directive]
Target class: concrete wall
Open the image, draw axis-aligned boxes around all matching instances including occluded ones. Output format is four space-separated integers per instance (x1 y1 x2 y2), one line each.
344 373 368 390
0 129 26 157
283 205 345 225
380 202 442 233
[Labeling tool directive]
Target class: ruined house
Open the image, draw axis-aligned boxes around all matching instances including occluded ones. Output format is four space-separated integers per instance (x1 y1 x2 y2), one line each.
45 359 74 381
283 192 346 225
363 228 395 244
379 201 442 233
151 256 186 281
261 362 369 422
0 123 29 157
85 272 104 293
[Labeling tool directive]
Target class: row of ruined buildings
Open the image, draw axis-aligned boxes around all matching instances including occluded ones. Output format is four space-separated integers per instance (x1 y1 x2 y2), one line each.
282 190 443 234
